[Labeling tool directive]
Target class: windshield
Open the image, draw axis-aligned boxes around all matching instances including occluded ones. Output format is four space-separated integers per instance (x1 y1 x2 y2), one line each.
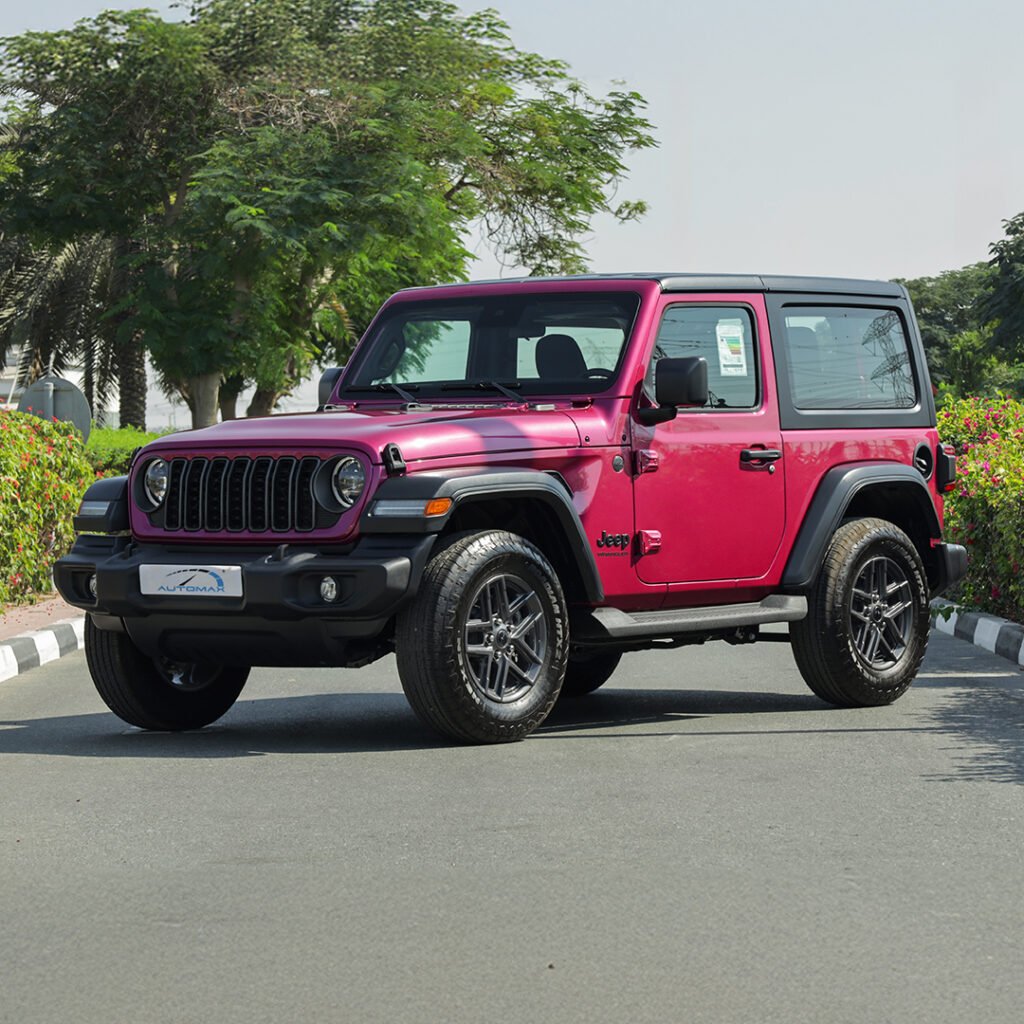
340 292 641 399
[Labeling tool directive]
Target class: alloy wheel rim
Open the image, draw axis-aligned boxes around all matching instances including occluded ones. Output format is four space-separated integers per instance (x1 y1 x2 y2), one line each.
463 572 548 703
849 555 914 669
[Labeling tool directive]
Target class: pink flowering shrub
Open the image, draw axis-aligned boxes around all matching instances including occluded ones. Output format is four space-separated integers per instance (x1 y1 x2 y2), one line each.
937 396 1024 620
0 410 93 606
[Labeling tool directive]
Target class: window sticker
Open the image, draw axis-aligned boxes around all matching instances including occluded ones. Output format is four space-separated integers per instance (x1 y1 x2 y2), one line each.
716 322 747 377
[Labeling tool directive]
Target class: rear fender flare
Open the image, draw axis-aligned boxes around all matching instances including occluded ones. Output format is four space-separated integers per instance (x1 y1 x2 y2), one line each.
783 463 941 590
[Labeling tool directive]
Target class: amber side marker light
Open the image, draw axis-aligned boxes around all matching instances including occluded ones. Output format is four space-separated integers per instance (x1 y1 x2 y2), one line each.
425 498 453 517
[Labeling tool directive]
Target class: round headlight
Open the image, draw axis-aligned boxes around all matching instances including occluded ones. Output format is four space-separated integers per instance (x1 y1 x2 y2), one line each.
143 458 169 507
331 457 366 507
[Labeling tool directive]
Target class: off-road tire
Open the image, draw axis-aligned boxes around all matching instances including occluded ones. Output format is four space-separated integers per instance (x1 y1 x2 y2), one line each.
790 517 929 707
395 530 568 743
560 650 622 698
85 616 250 730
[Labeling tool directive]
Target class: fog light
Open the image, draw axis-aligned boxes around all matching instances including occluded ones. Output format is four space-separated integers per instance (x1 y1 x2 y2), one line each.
320 576 338 603
87 573 97 598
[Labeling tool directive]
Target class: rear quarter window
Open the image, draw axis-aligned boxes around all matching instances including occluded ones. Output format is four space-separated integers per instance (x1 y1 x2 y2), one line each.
783 306 916 409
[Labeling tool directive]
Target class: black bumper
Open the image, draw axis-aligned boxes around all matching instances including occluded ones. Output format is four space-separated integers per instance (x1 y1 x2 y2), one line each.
931 541 968 598
54 534 437 666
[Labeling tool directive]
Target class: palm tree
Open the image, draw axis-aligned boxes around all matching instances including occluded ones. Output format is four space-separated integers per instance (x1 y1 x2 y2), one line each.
0 231 147 427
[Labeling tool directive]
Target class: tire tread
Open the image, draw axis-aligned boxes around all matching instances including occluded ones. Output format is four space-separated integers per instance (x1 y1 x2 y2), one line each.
396 530 567 743
791 517 929 707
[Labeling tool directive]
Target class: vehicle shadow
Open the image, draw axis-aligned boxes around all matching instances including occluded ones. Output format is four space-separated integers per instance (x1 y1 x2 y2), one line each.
0 687 831 759
915 633 1024 785
539 687 824 735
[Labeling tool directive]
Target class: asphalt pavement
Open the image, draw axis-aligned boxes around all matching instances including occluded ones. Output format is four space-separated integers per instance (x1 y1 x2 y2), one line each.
1 628 1022 1024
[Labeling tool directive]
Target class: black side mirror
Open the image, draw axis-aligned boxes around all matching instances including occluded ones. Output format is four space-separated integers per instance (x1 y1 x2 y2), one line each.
318 366 345 408
637 357 708 425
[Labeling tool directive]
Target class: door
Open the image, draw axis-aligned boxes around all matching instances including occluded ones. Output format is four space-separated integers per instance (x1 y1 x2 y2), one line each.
632 295 786 586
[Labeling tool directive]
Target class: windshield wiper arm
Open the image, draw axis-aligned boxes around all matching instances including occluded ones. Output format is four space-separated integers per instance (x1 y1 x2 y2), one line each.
346 382 420 403
442 380 525 403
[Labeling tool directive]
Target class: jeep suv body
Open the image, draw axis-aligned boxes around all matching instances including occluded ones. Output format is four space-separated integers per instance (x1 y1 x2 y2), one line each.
56 274 968 742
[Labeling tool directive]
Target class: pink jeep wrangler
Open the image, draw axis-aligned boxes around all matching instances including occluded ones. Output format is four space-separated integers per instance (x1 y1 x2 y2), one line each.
56 274 967 742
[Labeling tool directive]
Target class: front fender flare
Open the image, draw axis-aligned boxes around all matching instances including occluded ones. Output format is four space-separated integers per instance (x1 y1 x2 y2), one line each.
360 468 603 603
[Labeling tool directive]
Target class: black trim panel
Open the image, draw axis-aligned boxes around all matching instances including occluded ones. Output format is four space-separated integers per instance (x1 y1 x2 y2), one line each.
73 475 129 534
765 290 937 431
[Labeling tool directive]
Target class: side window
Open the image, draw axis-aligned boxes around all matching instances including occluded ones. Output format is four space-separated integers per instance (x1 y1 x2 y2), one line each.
648 305 757 409
784 307 916 409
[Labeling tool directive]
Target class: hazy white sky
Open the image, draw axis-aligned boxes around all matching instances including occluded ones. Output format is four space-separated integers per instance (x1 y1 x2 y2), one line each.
3 0 1022 283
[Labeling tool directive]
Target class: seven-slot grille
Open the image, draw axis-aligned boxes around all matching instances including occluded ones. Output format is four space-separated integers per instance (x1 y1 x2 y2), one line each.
158 456 328 533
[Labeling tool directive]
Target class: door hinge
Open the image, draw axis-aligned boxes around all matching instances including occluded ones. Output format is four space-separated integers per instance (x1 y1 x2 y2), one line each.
637 529 662 555
635 449 660 475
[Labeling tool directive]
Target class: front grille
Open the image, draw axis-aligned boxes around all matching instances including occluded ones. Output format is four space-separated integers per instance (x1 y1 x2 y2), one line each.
159 456 327 533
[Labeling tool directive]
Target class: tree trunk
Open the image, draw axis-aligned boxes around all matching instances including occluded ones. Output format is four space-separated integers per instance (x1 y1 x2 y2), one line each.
82 344 95 415
246 386 279 418
117 330 147 430
219 373 245 421
104 237 147 430
188 372 222 428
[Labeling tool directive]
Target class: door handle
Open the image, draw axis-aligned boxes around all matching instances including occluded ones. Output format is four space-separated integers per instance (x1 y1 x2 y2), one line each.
740 448 783 463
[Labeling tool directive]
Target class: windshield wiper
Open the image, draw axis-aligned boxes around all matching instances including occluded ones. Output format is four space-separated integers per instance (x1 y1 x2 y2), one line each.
346 382 421 403
442 380 525 403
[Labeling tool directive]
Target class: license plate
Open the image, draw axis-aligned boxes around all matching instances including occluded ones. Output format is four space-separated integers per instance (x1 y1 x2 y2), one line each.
139 564 243 598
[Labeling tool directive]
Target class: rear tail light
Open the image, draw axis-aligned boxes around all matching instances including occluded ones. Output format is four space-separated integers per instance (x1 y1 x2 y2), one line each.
936 442 957 493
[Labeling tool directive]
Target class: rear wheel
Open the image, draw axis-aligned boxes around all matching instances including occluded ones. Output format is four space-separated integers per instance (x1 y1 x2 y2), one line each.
396 530 568 743
791 518 929 706
85 617 250 730
560 649 622 698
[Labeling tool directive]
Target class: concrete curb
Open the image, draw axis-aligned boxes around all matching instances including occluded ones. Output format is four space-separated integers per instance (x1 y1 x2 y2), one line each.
0 616 86 683
930 600 1024 669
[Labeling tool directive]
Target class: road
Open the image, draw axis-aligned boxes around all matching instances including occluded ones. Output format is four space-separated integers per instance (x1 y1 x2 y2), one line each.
1 628 1022 1024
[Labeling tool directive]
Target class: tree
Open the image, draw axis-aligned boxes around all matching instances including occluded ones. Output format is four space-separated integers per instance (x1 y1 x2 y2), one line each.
0 232 119 414
0 10 224 428
983 211 1024 362
939 327 1024 401
171 0 656 420
895 262 994 386
1 2 656 428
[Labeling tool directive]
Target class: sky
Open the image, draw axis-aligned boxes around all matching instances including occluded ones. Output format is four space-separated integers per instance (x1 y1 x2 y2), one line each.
3 0 1021 282
3 0 1023 420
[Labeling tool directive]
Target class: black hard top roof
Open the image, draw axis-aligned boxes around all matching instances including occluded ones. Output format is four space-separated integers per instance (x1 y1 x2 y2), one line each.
398 273 905 298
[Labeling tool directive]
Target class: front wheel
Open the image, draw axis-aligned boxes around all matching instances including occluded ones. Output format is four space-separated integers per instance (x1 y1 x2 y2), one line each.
85 617 250 730
790 517 930 707
396 530 568 743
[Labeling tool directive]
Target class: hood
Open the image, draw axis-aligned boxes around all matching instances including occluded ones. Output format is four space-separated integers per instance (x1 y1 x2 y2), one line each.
143 405 583 463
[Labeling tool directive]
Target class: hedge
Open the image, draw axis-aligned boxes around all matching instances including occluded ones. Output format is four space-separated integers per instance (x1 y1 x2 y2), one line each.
936 396 1024 622
85 425 165 477
0 410 94 605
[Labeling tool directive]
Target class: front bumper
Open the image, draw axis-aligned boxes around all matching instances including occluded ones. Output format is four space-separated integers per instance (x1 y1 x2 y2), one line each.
54 534 437 666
